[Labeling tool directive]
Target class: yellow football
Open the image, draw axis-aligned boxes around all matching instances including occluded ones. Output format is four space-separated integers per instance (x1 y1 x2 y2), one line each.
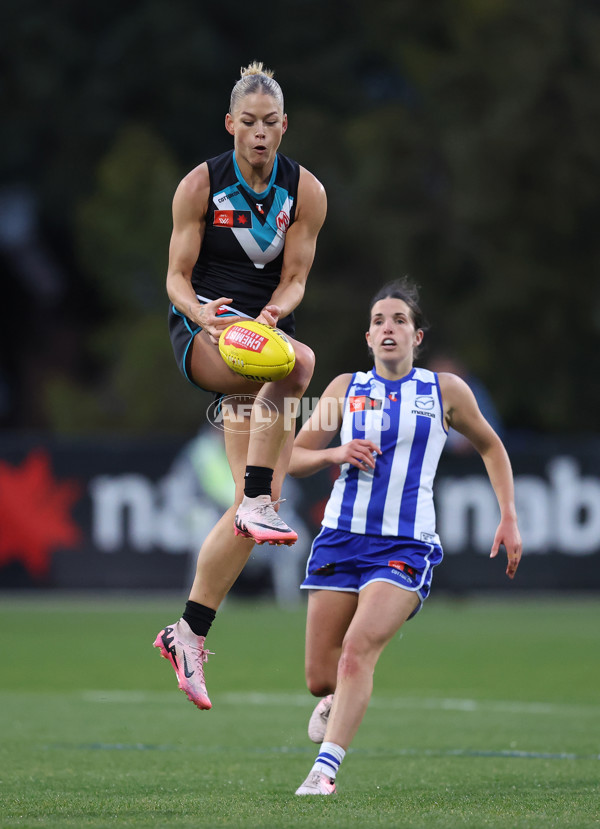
218 320 296 382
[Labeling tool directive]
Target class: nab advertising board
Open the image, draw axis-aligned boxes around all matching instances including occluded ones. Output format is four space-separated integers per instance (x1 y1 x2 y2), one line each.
1 431 599 599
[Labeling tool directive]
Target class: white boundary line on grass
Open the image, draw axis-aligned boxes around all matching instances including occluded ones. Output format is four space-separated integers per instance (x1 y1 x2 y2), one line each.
79 690 600 717
46 742 600 761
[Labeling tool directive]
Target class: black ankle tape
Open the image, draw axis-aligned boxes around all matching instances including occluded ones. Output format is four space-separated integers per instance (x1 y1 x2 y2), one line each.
243 465 273 498
183 601 216 637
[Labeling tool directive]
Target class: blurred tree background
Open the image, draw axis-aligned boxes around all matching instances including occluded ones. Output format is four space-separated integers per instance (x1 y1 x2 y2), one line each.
2 0 599 437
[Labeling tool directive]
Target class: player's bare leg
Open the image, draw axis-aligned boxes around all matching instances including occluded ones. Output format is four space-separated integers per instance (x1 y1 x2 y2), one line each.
305 590 358 697
235 337 314 544
303 590 356 743
324 583 419 748
246 338 315 469
154 400 293 707
296 583 418 793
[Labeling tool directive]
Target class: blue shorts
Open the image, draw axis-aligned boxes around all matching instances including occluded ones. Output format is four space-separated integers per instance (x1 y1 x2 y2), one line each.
301 526 444 618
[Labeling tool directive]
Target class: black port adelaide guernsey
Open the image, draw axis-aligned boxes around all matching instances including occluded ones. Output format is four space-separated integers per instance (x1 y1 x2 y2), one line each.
192 149 300 336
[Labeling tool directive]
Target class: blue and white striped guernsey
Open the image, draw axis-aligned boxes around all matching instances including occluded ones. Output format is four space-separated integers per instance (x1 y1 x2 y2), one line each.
322 367 448 542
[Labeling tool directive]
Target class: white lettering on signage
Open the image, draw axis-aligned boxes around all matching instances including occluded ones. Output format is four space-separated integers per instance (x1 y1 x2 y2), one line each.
88 456 600 557
89 473 209 554
90 475 155 552
434 456 600 555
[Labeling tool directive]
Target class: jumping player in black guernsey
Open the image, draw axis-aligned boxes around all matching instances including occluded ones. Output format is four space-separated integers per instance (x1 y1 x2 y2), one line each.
154 62 327 711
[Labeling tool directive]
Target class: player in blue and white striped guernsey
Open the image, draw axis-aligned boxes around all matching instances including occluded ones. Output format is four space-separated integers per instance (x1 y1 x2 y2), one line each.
322 365 447 542
291 278 522 795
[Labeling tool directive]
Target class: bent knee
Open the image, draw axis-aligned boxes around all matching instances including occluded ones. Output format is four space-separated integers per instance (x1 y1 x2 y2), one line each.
337 649 361 681
287 342 315 392
306 677 335 698
337 638 378 680
295 341 316 371
305 664 336 698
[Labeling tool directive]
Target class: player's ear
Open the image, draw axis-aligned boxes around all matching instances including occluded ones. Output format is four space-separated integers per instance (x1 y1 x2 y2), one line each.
281 113 288 135
225 113 235 136
365 330 371 348
414 329 424 347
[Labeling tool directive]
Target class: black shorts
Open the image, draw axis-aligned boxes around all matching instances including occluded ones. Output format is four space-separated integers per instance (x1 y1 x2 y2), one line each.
168 297 296 391
168 304 235 390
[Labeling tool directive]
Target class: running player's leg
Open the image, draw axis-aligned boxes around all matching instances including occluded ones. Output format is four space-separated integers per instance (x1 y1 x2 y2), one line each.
325 582 419 749
296 583 418 793
304 589 357 744
305 589 357 698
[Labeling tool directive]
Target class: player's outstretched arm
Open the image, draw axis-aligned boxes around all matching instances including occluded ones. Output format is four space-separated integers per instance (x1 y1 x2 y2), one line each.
439 372 522 579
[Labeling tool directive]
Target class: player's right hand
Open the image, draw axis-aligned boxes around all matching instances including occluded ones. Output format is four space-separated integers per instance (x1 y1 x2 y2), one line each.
332 439 381 471
194 297 243 345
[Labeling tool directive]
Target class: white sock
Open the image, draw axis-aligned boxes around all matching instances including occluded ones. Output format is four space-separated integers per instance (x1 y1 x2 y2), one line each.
312 741 346 779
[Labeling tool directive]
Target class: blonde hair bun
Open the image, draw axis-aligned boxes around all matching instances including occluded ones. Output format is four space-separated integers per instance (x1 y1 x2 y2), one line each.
230 61 283 113
240 61 274 79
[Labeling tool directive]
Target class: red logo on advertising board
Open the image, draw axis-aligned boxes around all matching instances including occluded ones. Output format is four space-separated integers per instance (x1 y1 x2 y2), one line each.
0 450 82 578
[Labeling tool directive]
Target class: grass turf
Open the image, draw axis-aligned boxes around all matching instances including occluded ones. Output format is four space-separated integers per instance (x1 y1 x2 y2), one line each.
0 594 598 827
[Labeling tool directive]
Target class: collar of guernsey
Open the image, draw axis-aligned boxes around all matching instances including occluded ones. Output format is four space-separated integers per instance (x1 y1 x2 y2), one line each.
233 151 278 198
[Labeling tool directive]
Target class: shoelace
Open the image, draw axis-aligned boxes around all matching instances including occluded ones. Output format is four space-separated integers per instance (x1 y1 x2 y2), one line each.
248 498 290 527
198 647 214 663
189 644 214 664
254 497 285 514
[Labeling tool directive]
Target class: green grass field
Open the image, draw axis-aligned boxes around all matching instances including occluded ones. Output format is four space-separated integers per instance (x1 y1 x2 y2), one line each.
1 593 599 828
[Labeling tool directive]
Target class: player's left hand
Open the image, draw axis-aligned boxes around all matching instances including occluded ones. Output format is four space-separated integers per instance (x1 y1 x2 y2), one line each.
256 305 281 327
490 517 522 579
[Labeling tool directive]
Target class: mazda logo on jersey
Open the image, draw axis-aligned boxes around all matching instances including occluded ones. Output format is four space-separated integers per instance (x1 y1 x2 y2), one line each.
414 396 434 410
214 210 252 228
